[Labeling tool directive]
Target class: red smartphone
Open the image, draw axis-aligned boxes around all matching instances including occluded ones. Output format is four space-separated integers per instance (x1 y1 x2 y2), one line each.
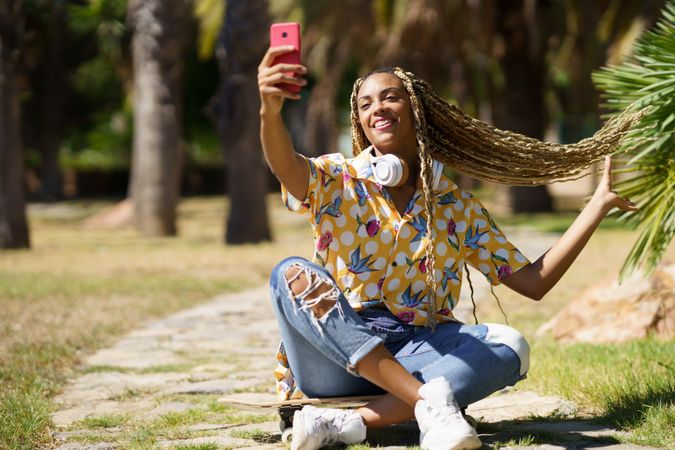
270 22 302 94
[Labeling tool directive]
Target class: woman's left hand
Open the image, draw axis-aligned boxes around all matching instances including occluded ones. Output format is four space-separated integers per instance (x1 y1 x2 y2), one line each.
592 155 639 214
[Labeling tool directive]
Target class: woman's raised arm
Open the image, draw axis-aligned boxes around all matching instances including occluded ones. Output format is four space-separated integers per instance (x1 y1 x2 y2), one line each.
501 156 638 300
258 46 309 201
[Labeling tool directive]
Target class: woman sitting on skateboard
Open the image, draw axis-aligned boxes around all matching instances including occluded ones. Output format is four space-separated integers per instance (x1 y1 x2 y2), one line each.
257 45 637 450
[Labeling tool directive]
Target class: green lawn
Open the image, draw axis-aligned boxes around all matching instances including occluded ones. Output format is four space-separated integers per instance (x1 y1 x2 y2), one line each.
0 196 673 448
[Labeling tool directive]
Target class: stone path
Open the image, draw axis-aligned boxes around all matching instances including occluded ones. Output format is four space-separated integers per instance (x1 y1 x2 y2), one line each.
51 231 661 449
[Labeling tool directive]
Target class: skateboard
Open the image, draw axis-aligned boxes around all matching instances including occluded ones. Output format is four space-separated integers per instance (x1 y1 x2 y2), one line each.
219 393 479 443
219 393 383 443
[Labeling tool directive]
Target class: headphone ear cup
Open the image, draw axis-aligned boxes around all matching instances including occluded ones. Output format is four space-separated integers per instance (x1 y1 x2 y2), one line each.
372 154 407 187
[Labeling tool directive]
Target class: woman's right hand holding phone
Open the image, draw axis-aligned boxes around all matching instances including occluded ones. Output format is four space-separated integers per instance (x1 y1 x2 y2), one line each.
258 46 307 116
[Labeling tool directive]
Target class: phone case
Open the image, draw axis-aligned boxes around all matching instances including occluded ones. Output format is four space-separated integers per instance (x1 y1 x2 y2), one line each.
270 23 301 94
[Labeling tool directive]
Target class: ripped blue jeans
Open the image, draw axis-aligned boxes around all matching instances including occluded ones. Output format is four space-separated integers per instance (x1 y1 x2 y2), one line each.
270 256 528 407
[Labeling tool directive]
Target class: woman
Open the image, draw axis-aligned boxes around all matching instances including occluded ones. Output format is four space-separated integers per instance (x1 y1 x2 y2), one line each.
258 45 637 450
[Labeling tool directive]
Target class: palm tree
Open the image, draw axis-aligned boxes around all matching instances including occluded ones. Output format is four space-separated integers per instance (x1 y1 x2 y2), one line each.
0 0 30 249
128 0 191 236
593 0 675 278
215 0 272 244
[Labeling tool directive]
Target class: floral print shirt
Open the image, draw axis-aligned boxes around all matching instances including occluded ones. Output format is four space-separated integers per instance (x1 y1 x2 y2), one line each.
274 150 530 400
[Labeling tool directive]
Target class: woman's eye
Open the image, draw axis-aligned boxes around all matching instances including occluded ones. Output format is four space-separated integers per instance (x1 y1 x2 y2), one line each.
360 103 370 110
386 96 397 101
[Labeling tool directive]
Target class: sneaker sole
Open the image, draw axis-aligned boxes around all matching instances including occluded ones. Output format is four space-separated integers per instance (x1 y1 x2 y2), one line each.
421 431 482 450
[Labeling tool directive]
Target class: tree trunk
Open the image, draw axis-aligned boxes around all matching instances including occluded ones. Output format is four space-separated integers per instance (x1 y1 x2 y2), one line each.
492 0 553 213
217 0 271 244
0 0 29 249
128 0 189 236
38 1 67 201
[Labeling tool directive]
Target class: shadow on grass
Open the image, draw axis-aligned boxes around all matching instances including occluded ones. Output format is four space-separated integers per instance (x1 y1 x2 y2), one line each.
359 417 624 449
596 382 675 430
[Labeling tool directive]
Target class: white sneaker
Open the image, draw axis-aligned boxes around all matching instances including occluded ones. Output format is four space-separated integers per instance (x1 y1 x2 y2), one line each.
291 405 366 450
415 377 482 450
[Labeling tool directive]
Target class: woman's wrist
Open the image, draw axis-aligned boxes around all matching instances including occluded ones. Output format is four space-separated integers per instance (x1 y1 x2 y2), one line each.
589 191 614 217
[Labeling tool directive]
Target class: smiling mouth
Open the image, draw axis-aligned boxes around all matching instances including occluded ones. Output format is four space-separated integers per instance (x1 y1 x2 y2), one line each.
373 118 394 130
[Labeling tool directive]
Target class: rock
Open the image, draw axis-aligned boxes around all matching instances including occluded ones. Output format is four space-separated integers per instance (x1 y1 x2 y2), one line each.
537 263 675 343
81 199 133 229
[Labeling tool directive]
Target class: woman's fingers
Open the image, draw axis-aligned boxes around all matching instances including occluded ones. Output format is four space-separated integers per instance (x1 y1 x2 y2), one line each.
259 45 296 69
266 63 307 74
601 155 613 188
261 71 306 87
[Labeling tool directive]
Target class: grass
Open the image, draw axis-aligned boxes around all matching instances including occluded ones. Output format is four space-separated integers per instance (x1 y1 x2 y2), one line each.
1 195 674 449
230 428 277 443
0 196 311 449
80 413 129 429
521 338 675 447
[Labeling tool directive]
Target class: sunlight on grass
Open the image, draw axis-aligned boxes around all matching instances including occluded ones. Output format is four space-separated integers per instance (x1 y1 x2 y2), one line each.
522 338 675 447
80 413 129 429
230 428 277 444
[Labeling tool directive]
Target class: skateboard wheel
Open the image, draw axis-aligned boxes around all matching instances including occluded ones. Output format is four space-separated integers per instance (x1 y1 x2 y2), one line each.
281 427 293 443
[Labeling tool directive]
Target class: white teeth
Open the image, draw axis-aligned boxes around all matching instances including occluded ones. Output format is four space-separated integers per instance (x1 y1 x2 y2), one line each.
374 119 392 129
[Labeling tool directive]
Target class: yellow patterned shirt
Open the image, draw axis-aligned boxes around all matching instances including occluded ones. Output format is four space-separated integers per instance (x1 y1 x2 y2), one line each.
274 150 530 399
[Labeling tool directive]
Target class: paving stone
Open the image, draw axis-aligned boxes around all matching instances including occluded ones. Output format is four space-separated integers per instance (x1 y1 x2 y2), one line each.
54 443 117 450
140 401 195 419
56 372 191 406
187 423 236 432
158 434 251 448
466 390 577 422
52 399 156 428
514 420 630 438
191 363 236 373
86 349 187 369
164 377 263 395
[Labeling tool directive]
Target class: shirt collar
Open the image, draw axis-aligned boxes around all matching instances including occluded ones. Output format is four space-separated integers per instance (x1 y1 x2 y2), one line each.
350 146 447 191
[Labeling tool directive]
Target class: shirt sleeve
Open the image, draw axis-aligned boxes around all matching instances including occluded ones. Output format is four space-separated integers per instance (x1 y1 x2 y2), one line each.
280 154 344 222
464 197 530 286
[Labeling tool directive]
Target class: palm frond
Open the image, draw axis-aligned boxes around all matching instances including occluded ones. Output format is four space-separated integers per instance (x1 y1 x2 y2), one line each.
592 0 675 279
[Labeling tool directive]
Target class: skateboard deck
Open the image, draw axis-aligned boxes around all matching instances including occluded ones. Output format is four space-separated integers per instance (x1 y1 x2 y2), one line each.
219 393 383 442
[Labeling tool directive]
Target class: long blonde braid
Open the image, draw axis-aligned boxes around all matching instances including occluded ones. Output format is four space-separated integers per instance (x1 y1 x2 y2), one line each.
352 68 640 185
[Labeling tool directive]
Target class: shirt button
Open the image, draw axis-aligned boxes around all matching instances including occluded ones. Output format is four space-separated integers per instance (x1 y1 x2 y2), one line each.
392 262 398 267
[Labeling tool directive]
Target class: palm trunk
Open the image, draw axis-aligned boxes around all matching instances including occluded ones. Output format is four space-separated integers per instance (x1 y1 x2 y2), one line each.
492 0 553 213
217 0 271 244
0 0 29 249
128 0 189 236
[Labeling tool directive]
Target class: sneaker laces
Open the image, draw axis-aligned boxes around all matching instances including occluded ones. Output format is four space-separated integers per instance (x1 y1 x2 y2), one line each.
314 410 344 446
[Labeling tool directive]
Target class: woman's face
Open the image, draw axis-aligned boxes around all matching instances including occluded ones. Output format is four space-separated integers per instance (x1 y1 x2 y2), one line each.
356 72 417 162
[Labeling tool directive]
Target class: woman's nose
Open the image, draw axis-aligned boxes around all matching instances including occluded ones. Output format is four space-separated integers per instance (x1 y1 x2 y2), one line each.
373 100 387 114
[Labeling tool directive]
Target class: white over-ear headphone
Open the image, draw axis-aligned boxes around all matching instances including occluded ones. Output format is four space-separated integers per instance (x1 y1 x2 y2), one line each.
369 148 409 187
367 146 444 189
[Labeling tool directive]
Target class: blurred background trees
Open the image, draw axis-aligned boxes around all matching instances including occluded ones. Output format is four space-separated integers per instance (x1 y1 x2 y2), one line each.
0 0 671 273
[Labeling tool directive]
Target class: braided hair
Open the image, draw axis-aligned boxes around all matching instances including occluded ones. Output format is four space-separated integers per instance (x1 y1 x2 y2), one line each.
350 67 638 328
